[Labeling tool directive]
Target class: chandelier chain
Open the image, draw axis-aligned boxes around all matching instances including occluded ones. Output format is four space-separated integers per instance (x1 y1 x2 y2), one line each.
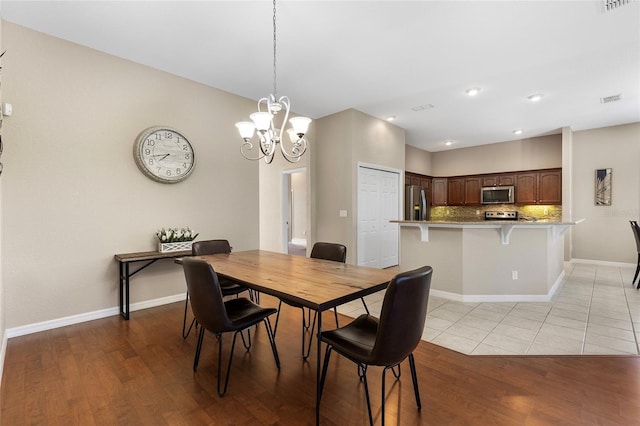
272 0 277 98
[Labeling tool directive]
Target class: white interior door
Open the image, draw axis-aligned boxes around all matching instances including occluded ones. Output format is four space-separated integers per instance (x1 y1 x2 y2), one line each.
357 165 400 268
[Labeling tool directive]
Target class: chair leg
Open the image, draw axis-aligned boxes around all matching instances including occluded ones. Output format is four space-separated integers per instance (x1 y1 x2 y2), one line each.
273 300 283 337
263 317 281 369
361 365 374 426
193 326 206 371
239 328 252 350
217 330 240 397
391 364 401 379
381 366 387 426
360 297 370 314
319 346 333 401
333 307 339 328
408 354 422 410
182 292 197 339
633 254 640 288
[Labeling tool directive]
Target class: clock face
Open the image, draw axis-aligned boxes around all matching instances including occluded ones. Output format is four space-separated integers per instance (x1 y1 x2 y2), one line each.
133 127 195 183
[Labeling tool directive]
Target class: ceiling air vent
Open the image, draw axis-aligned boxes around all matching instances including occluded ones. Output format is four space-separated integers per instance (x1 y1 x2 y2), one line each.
603 0 632 12
600 93 623 104
411 104 434 111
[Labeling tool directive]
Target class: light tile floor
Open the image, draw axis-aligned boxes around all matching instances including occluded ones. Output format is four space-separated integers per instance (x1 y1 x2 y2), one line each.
336 263 640 355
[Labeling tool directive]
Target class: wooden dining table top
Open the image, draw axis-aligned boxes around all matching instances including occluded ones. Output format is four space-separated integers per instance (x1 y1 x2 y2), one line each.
189 250 398 311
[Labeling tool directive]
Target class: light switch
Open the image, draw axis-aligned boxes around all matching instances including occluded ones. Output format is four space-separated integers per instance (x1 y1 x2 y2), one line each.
2 103 12 117
339 210 348 218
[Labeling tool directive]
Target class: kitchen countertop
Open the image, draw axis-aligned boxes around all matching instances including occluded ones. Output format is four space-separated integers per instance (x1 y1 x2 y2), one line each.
391 218 585 244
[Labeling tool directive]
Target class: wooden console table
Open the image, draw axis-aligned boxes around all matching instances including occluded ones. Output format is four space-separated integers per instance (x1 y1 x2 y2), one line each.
114 250 191 320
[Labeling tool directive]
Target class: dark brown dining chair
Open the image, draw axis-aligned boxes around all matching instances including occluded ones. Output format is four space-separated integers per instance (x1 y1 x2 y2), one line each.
182 258 280 397
630 221 640 288
273 242 347 359
319 265 433 426
182 239 252 338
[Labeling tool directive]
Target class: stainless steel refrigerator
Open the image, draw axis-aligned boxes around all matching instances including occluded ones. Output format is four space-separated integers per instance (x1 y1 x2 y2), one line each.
405 185 429 221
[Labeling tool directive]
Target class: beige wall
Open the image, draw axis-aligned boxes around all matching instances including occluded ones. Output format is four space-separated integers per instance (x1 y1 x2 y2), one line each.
316 109 405 264
405 144 432 175
430 134 562 176
1 22 260 328
571 123 640 263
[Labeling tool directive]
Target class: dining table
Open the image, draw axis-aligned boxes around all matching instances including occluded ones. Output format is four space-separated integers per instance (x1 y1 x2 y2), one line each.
188 249 398 425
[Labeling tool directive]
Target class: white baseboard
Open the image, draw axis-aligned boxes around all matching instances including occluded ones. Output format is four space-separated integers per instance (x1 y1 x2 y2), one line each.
5 293 186 339
430 271 565 303
0 330 7 389
571 258 635 268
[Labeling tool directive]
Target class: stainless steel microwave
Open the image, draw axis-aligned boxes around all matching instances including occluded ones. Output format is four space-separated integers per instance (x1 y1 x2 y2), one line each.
481 186 515 204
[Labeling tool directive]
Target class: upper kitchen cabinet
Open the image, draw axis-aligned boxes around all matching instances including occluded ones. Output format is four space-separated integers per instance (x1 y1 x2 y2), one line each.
516 169 561 205
432 178 448 206
464 177 482 205
446 176 482 206
482 173 516 187
405 172 431 191
447 178 465 205
538 169 562 204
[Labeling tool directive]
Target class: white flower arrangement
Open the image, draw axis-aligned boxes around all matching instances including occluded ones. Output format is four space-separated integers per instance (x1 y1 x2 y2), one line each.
156 227 199 243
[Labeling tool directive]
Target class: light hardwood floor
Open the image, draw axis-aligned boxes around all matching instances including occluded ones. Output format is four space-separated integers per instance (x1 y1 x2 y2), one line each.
2 294 640 425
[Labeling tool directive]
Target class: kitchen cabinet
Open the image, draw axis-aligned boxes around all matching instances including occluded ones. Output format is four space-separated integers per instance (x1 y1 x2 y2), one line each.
482 174 516 187
447 178 465 205
538 169 562 204
516 169 561 205
515 173 538 204
444 177 481 206
464 177 482 205
432 178 448 206
406 172 431 190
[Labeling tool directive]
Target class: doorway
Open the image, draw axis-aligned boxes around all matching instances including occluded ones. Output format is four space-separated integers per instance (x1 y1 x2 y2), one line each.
282 168 308 256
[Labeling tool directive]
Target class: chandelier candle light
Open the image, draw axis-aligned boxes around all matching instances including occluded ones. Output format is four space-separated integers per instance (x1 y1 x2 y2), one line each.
235 0 312 163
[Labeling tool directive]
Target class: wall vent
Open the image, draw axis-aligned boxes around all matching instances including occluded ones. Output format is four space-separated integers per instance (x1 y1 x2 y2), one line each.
600 93 623 104
603 0 633 12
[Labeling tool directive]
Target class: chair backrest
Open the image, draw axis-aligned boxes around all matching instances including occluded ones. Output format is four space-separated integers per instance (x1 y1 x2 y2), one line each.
192 239 232 256
182 258 234 333
370 266 433 366
631 221 640 253
310 242 347 263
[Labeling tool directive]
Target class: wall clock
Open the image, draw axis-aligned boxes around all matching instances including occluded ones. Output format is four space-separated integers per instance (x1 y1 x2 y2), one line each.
133 126 195 183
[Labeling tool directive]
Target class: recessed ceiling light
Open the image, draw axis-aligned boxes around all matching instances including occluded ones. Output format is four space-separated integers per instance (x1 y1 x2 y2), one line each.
466 87 481 97
527 93 543 102
443 140 454 146
386 116 396 122
513 129 523 135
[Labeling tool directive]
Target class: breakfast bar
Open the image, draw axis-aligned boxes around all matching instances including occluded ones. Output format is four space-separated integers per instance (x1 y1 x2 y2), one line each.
393 219 584 302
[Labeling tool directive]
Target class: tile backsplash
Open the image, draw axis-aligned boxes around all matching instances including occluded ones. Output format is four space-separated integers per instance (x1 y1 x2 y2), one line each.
430 205 562 221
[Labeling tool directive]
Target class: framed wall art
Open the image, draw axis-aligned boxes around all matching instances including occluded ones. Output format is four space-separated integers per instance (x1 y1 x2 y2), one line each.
595 168 612 206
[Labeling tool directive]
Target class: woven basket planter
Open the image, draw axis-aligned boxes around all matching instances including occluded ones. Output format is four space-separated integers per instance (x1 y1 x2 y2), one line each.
158 241 193 253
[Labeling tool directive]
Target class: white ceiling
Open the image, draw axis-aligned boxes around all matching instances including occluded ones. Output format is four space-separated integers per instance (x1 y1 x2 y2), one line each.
2 1 639 152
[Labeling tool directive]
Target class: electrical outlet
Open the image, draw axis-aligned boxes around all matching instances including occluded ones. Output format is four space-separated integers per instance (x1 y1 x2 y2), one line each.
543 208 549 215
512 270 518 280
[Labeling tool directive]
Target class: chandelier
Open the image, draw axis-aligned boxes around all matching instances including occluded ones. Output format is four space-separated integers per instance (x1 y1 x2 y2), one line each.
235 0 311 164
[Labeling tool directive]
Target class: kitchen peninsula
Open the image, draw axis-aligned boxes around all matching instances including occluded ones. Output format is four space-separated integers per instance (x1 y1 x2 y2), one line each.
392 218 584 302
